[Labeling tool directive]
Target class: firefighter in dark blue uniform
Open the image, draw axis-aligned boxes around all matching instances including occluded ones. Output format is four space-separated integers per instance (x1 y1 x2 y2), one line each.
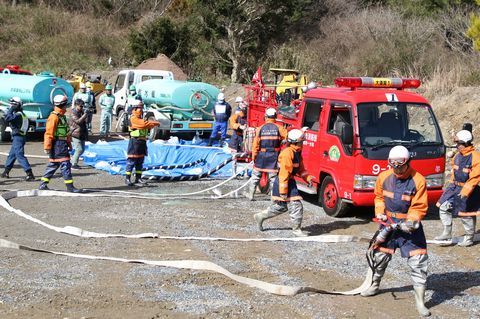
435 130 480 247
254 129 314 237
245 108 287 200
208 93 231 146
39 95 81 192
1 97 35 181
361 146 430 317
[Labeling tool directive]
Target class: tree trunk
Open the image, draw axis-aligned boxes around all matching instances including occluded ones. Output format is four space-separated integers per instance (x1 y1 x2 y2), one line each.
231 56 239 83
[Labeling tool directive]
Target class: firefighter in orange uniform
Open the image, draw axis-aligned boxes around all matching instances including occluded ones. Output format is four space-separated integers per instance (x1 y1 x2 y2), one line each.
125 100 159 186
245 108 288 200
228 102 248 152
254 129 314 237
361 146 430 317
39 95 81 192
435 130 479 246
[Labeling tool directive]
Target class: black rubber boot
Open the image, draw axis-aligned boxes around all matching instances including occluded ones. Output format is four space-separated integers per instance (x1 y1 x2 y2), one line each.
207 138 214 147
125 175 134 186
39 182 49 190
1 170 10 178
134 175 148 185
66 183 82 193
25 169 35 181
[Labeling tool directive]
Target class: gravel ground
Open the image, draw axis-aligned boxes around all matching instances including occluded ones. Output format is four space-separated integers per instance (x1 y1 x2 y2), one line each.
0 117 479 319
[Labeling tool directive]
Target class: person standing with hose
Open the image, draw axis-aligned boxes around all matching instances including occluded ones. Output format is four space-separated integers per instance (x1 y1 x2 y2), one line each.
99 84 115 138
254 129 314 237
39 95 81 193
434 129 479 247
246 108 287 200
1 97 35 181
362 145 430 317
125 100 159 186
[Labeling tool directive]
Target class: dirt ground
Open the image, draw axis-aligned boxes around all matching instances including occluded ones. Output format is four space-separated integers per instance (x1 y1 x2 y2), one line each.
0 114 479 319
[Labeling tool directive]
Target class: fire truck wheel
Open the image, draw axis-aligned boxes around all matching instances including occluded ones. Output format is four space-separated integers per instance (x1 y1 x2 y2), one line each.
319 176 350 217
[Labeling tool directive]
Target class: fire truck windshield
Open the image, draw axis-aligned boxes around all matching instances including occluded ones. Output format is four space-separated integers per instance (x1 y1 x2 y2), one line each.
357 102 443 158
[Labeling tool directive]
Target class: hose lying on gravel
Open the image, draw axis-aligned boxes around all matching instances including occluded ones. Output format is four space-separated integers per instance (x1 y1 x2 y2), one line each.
2 189 478 244
0 238 373 296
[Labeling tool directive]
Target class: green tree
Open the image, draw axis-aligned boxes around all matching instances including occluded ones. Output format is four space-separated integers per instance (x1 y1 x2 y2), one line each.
190 0 322 82
467 0 480 50
129 16 189 66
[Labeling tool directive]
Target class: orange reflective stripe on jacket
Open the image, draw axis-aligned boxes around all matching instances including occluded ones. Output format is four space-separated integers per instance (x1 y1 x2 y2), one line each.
374 168 428 222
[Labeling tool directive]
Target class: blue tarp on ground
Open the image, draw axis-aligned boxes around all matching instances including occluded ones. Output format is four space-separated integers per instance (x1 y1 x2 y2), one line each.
82 139 235 178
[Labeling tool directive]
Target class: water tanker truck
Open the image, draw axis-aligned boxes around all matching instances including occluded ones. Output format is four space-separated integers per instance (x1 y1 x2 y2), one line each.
137 80 220 140
0 71 74 141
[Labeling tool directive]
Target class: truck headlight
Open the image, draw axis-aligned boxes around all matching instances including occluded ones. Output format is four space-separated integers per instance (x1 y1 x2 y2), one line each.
354 175 377 190
425 173 444 188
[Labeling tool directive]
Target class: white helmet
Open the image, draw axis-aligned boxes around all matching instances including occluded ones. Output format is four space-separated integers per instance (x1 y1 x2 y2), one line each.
235 96 243 103
455 130 473 144
9 96 23 107
265 107 277 118
79 83 86 89
53 95 68 107
287 129 304 143
388 145 410 168
307 81 317 90
217 93 225 102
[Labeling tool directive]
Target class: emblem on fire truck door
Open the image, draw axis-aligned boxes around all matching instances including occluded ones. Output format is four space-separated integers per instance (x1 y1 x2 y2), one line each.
328 145 341 162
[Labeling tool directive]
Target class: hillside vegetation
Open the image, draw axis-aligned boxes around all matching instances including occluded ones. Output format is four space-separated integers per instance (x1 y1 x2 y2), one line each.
1 0 480 138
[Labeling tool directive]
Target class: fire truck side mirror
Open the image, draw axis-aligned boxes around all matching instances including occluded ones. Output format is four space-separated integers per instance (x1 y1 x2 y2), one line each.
339 122 354 145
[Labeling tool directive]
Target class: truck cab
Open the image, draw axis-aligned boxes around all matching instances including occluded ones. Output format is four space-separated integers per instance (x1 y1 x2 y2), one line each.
246 77 445 217
112 69 174 117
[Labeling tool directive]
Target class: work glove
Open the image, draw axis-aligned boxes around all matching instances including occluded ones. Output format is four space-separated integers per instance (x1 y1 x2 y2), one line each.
239 125 247 130
399 220 419 234
376 214 388 222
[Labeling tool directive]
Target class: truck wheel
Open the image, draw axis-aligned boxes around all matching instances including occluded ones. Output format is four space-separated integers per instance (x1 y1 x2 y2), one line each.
319 176 350 217
0 118 11 142
116 110 128 133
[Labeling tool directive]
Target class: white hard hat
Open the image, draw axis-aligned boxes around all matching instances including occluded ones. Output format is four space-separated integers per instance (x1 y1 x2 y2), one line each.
217 93 225 101
287 129 304 143
307 81 317 90
388 145 410 168
9 96 23 107
265 108 277 118
455 130 473 144
235 96 243 103
79 83 86 89
53 95 68 106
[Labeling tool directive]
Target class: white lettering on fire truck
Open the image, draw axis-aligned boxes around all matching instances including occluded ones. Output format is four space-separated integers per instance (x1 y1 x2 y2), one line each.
372 163 391 175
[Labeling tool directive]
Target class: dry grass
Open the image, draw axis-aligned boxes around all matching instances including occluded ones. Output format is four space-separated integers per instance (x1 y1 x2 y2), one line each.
0 4 129 75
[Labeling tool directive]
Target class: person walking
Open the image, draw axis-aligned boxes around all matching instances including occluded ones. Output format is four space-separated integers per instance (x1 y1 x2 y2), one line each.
99 84 115 138
361 145 430 317
254 129 315 237
69 99 90 170
125 100 159 186
246 108 287 200
434 130 479 247
1 97 35 181
39 95 81 193
208 93 231 146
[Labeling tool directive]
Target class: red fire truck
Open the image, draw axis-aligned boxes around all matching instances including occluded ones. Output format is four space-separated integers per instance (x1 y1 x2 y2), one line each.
245 77 445 217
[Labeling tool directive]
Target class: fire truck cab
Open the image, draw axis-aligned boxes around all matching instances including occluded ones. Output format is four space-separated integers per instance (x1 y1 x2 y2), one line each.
246 77 446 217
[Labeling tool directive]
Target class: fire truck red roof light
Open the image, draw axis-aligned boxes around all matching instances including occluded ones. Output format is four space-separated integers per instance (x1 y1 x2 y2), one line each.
334 77 421 89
